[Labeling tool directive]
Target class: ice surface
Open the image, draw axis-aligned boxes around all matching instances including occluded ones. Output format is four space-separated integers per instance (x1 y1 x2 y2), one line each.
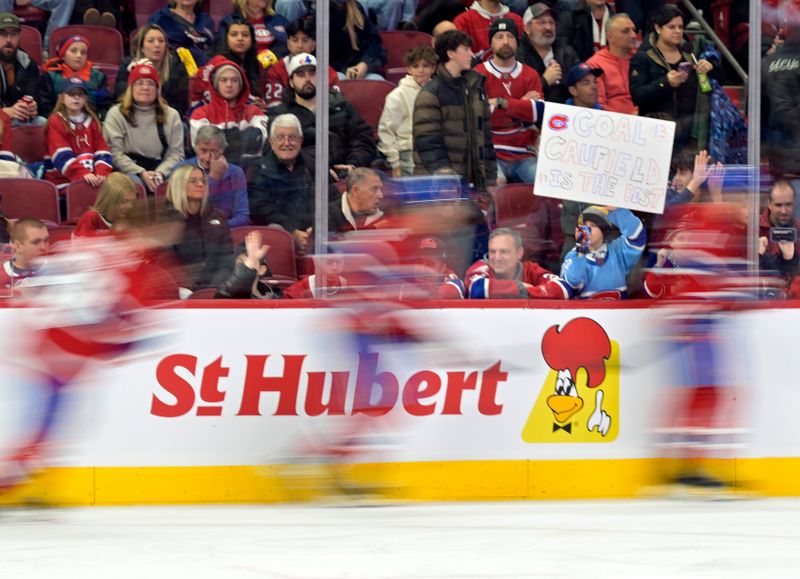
1 499 798 578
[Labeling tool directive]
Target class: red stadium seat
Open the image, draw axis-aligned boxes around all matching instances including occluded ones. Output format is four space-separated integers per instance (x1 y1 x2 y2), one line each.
0 179 61 224
231 226 298 284
11 125 47 164
96 63 119 93
379 30 434 84
47 224 76 244
134 0 167 27
13 5 47 29
49 25 125 67
208 0 230 25
65 180 101 223
337 79 397 133
19 25 43 66
495 183 537 229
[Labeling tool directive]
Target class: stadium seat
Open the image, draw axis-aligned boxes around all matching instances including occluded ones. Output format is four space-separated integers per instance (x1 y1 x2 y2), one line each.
379 30 434 84
231 226 298 284
134 0 166 27
337 79 397 133
47 224 76 244
0 179 60 224
13 5 47 30
11 125 47 164
65 180 101 223
495 183 537 229
208 0 230 25
49 25 124 67
19 25 43 66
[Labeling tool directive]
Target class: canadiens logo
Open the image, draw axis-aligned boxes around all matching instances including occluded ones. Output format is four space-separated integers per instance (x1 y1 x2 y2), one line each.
548 114 569 131
522 317 619 443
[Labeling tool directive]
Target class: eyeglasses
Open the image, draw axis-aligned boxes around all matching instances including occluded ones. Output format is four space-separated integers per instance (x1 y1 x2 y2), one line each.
271 134 301 143
187 177 208 185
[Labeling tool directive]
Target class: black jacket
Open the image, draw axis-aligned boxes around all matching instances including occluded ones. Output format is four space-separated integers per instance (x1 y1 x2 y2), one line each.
329 1 387 74
630 34 713 148
0 49 40 109
517 35 580 104
413 64 496 191
248 149 317 232
557 5 611 62
115 54 190 118
764 42 800 175
269 90 377 168
162 203 234 290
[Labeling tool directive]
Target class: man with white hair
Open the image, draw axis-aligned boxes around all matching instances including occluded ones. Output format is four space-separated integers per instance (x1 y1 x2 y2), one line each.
248 113 317 253
180 125 250 227
269 52 377 175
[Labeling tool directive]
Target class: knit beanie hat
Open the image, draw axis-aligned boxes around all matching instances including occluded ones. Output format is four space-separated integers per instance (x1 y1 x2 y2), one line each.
129 62 160 88
58 35 90 59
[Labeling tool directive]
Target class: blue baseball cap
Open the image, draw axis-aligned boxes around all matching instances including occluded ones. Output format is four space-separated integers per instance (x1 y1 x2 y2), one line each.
566 63 603 87
63 76 89 94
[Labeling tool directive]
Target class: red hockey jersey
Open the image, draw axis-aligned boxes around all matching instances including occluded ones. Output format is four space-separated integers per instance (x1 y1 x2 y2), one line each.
454 2 525 58
44 113 113 187
475 59 542 161
465 259 570 299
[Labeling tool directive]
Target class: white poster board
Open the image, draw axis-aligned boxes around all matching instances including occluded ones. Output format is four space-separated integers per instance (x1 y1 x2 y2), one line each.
534 103 675 214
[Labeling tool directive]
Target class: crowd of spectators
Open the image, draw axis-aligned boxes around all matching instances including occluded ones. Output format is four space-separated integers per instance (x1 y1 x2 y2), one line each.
0 0 791 302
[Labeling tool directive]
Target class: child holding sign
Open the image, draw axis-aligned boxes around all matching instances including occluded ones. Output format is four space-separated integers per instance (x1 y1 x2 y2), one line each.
561 205 646 299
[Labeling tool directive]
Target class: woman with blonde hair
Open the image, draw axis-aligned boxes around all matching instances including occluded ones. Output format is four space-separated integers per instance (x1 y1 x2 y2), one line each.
74 173 139 237
162 164 234 292
114 24 190 118
218 0 290 59
330 0 387 80
103 62 185 194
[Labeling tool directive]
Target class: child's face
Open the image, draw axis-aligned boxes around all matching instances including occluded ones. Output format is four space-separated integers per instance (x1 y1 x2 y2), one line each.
63 42 88 71
62 90 88 114
227 24 252 56
671 167 693 192
287 32 315 57
408 59 435 86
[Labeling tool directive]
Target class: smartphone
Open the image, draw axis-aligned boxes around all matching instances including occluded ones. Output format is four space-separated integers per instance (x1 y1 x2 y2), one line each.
770 227 797 243
678 61 693 74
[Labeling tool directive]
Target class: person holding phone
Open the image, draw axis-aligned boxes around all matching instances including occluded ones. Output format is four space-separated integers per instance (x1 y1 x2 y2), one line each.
759 179 800 280
630 5 715 155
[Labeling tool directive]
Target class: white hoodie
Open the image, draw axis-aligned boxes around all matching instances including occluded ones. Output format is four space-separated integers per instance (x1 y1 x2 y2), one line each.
377 75 422 169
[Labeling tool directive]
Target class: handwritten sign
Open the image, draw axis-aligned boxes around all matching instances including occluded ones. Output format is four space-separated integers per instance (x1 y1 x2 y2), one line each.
534 103 675 214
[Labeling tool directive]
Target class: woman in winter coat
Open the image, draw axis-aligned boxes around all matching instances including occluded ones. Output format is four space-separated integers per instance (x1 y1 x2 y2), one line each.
162 164 234 293
629 5 715 155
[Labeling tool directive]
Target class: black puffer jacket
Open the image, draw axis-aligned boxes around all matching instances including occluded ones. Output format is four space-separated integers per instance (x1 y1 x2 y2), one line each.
517 35 580 104
413 64 496 191
764 41 800 175
162 202 234 291
557 5 612 61
269 90 377 168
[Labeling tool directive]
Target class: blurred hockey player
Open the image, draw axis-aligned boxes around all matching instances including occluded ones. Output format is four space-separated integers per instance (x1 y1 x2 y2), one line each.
0 207 178 496
644 203 750 492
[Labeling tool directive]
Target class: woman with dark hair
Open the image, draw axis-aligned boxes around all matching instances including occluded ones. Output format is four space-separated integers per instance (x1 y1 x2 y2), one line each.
218 0 289 59
148 0 216 65
213 18 264 98
629 5 716 154
115 24 191 119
